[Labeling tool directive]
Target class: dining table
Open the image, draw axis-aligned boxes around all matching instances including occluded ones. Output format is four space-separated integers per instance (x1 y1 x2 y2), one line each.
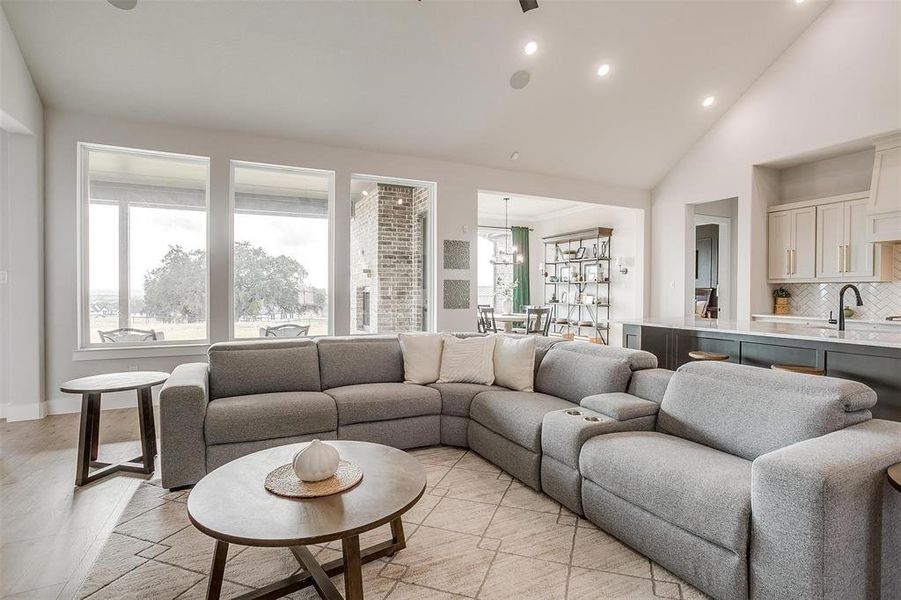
493 312 528 333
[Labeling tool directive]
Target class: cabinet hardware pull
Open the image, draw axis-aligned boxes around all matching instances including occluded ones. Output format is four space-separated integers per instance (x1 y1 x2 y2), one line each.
837 245 843 273
785 249 791 275
791 249 796 274
844 244 850 273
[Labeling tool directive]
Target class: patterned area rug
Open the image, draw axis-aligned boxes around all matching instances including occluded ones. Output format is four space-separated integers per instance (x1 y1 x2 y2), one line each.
77 447 711 599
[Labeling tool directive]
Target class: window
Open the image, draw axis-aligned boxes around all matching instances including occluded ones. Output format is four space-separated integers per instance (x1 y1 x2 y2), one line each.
477 227 514 310
231 161 332 338
80 144 209 346
349 175 435 334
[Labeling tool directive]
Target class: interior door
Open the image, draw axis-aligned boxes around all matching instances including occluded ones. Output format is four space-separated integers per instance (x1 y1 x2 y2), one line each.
843 198 874 277
768 211 792 280
791 207 817 279
816 202 845 278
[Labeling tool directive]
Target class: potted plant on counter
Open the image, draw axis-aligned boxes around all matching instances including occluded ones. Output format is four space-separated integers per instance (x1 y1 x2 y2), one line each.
495 277 519 314
773 287 791 315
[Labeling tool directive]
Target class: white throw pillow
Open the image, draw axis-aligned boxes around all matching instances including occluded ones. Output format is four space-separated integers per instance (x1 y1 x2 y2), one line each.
493 335 536 391
438 334 496 385
398 333 444 384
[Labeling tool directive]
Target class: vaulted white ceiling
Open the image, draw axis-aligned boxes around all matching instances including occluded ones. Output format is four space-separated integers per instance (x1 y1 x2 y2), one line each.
3 0 828 189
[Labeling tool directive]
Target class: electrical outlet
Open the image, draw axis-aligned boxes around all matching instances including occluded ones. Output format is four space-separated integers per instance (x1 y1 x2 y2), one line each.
128 364 140 372
0 271 7 284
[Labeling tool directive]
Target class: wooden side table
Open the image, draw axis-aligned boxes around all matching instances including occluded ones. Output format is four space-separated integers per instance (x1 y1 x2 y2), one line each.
60 371 169 486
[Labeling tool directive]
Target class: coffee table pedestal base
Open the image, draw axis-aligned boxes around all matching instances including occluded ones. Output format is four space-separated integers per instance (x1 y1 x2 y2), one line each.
205 516 406 600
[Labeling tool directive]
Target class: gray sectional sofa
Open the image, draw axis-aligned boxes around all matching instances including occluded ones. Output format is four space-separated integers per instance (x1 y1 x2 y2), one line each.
159 334 901 600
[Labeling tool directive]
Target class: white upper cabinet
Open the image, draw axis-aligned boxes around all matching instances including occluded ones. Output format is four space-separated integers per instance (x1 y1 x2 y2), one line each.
867 134 901 243
768 206 815 280
770 192 892 283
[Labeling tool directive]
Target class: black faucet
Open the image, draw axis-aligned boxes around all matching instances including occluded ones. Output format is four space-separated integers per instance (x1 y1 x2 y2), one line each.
838 284 863 331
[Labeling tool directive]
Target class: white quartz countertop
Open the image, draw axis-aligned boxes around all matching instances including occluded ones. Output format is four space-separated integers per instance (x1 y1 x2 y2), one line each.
617 317 901 349
752 314 901 328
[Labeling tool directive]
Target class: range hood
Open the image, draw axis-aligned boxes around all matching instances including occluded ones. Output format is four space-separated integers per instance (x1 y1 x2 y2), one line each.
867 132 901 243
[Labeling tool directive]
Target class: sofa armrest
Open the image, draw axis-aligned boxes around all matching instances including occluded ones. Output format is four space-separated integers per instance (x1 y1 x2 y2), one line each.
750 419 901 599
580 392 659 421
625 368 673 404
160 362 210 489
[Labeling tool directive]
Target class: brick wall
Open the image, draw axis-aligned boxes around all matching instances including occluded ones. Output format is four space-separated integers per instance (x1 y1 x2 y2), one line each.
350 183 428 333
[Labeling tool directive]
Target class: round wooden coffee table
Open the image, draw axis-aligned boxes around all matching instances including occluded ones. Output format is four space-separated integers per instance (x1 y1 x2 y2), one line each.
889 463 901 494
187 441 427 600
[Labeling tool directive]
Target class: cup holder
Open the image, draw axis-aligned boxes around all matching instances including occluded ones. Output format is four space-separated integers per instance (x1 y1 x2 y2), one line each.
584 416 601 422
565 409 582 416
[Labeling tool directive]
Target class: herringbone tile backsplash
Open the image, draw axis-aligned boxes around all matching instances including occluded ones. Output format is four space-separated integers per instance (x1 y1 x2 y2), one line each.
779 244 901 320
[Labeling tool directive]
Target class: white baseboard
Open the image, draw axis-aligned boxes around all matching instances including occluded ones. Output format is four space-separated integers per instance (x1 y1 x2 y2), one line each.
2 390 161 421
2 401 48 422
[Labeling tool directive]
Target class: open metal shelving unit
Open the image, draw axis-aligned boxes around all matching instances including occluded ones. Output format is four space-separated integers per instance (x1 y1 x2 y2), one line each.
542 227 613 344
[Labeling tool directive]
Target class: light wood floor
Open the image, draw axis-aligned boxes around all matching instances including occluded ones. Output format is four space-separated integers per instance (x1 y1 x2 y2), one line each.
1 407 157 599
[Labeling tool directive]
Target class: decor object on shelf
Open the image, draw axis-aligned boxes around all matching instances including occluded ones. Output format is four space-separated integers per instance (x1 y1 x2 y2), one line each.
773 287 791 315
292 439 341 482
575 247 587 260
561 266 571 282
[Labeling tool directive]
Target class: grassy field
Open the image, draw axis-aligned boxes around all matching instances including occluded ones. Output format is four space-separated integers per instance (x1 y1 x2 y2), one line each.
89 315 328 343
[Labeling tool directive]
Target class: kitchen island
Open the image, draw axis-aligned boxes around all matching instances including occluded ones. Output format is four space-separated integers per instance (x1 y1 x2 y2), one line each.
620 318 901 421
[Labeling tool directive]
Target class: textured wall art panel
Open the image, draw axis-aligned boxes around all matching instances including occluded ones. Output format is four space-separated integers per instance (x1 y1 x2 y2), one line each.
780 244 901 320
443 279 471 310
443 240 471 270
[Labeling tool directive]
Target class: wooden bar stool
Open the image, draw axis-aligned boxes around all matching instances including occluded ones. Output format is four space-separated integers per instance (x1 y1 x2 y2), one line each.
688 351 730 361
771 364 825 376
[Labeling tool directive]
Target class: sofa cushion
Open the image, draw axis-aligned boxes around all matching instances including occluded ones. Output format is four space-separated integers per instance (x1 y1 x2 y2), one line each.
427 382 507 417
399 333 444 384
493 335 536 391
657 361 876 461
552 341 658 371
535 349 632 403
205 391 336 445
208 339 321 400
317 337 404 389
580 431 752 553
438 334 496 384
326 382 441 426
470 391 576 452
581 392 660 420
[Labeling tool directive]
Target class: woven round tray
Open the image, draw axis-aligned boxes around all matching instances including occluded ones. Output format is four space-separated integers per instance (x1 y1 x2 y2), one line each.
264 460 363 498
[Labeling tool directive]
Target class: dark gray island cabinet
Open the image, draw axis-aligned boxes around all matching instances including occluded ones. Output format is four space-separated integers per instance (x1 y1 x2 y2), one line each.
623 323 901 422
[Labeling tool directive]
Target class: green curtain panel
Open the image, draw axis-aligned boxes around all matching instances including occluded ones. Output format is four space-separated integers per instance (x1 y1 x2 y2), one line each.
511 226 530 312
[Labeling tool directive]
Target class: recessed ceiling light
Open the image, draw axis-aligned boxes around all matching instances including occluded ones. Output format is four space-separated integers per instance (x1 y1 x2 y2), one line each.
596 64 611 77
108 0 138 9
524 41 538 56
702 95 716 108
361 190 369 196
510 152 520 160
794 0 805 4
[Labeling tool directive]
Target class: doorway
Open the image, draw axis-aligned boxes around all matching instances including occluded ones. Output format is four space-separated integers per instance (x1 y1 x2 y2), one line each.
692 198 736 321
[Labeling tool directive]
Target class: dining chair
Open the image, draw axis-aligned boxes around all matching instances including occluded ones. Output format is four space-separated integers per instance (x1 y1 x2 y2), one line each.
97 327 161 343
262 323 311 337
476 304 491 333
512 307 551 336
478 306 498 333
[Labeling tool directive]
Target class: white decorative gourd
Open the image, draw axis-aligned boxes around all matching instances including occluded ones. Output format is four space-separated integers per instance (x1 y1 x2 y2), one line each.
292 439 340 482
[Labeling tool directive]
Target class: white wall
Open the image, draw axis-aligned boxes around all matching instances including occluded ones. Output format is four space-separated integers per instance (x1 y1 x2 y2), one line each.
0 6 44 420
43 109 649 416
650 0 901 320
776 147 874 204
